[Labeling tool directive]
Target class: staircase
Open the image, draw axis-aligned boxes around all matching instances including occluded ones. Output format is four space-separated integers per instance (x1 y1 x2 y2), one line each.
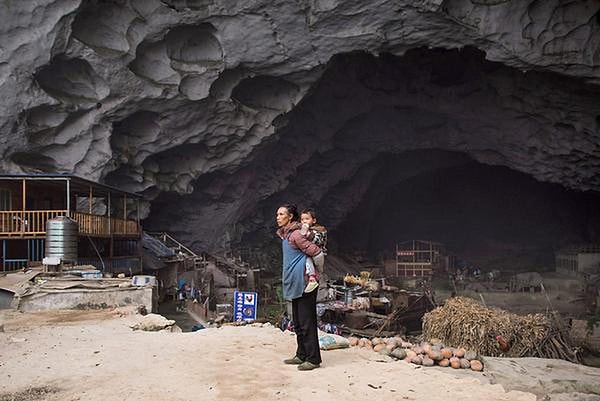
146 232 262 307
145 231 252 274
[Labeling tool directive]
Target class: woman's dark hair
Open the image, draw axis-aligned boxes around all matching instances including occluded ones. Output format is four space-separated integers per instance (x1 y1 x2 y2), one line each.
280 203 299 221
300 208 317 220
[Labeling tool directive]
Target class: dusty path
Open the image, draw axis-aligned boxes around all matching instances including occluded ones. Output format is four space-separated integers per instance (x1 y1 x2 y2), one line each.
0 309 539 401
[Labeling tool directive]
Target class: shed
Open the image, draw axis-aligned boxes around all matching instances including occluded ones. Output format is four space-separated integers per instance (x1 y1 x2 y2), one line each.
556 244 600 276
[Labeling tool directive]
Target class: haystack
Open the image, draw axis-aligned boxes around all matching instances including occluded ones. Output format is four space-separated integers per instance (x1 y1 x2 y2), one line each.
423 297 580 363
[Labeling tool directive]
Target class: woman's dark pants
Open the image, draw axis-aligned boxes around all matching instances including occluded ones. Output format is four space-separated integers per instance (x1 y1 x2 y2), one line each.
292 290 322 365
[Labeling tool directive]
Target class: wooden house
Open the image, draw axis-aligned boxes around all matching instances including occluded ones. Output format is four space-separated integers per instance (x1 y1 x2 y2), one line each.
386 240 446 278
0 174 142 272
556 244 600 277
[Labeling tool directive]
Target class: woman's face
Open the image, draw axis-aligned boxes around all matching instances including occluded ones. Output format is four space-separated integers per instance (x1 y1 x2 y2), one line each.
276 207 292 227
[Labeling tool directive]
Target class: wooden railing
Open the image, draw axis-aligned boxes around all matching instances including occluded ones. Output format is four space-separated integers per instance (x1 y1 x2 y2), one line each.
0 210 140 238
70 211 110 236
2 258 29 271
70 211 140 237
110 217 140 237
0 210 68 237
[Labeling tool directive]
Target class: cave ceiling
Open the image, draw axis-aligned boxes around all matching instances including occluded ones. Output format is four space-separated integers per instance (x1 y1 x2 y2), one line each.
1 0 599 251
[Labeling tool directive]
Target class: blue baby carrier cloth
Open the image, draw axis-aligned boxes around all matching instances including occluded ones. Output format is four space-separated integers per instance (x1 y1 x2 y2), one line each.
281 238 306 301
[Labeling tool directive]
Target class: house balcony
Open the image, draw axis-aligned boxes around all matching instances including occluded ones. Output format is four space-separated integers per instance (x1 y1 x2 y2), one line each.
0 210 140 239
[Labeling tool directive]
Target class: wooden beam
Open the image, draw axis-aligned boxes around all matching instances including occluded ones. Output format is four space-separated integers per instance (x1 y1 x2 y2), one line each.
107 192 111 236
21 179 25 236
66 179 70 212
21 179 25 211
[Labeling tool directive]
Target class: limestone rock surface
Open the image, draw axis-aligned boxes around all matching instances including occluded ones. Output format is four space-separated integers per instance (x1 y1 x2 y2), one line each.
1 0 599 252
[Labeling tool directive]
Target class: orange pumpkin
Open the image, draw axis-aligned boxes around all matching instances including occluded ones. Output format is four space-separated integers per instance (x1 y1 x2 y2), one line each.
470 360 484 372
441 348 453 359
373 343 386 352
453 348 466 358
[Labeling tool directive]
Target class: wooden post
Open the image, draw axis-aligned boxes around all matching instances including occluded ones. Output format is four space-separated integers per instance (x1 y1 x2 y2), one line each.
66 179 70 212
123 194 127 235
135 236 142 275
107 192 111 236
136 199 140 236
395 243 399 277
429 241 433 276
21 179 25 236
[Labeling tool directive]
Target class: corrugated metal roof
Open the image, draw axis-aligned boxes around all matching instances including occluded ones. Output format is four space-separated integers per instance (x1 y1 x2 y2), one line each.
0 173 142 198
142 232 176 259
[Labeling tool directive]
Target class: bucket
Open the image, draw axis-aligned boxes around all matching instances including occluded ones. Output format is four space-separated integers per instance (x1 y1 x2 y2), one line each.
81 271 102 279
131 275 156 286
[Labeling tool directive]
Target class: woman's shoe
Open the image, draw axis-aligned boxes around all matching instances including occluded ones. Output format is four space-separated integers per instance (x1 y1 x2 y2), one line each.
283 356 304 365
297 361 320 371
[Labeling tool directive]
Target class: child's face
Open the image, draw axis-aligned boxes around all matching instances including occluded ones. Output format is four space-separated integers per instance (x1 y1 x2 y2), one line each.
300 213 316 226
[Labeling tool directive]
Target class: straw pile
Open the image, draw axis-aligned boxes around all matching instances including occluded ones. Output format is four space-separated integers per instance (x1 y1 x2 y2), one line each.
423 297 580 363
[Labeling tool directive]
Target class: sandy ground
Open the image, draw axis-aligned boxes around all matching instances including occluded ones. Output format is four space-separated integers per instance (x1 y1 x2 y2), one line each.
0 308 559 401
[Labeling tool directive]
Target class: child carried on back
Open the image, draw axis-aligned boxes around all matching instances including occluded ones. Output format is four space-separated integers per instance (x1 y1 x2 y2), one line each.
300 208 327 293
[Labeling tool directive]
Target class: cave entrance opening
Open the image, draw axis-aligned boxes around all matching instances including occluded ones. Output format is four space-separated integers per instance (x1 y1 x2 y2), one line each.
327 149 600 276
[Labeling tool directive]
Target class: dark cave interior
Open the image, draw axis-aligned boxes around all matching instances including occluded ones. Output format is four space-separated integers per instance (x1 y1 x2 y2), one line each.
141 47 600 273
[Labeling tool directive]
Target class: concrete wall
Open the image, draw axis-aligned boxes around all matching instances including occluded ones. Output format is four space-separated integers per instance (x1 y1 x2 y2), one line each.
556 254 577 275
0 289 13 309
186 299 213 322
16 287 153 312
578 253 600 274
542 276 583 292
436 288 584 315
205 262 234 288
156 263 177 289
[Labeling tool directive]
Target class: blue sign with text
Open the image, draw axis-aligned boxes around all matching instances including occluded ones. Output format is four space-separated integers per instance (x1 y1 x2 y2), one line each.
234 291 258 322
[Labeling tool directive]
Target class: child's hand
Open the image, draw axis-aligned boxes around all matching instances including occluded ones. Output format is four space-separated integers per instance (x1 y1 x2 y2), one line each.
300 223 309 236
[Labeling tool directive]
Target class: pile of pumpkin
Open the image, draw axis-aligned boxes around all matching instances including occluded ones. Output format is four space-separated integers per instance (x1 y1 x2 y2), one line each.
347 336 484 372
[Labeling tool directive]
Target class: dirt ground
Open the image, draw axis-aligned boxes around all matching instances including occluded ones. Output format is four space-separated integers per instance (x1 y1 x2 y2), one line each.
0 308 593 401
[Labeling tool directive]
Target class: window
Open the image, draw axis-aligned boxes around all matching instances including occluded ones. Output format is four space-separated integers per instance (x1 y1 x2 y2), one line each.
0 189 11 211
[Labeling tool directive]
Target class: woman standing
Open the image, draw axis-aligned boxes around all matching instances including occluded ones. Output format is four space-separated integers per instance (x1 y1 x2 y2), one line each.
276 203 323 371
